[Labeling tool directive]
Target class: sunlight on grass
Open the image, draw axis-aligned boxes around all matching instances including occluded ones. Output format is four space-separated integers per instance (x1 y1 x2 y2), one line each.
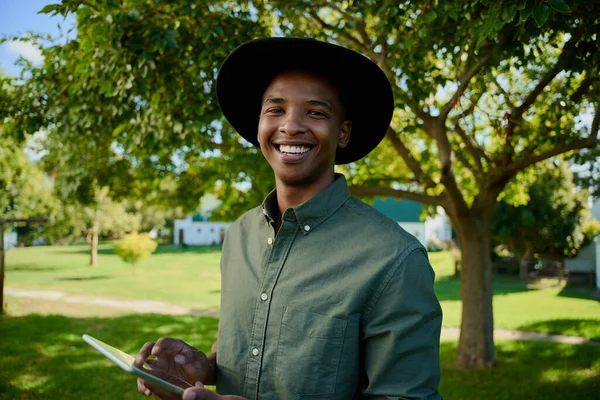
6 244 600 340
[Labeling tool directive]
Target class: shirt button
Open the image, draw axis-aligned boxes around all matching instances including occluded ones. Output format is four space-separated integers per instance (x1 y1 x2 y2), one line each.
260 293 268 301
304 224 311 232
252 348 259 356
267 237 273 245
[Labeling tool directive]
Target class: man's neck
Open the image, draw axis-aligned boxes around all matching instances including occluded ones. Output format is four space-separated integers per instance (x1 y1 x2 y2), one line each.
274 171 336 227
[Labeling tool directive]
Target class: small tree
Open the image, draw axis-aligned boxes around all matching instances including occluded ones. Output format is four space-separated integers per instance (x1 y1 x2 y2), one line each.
114 233 157 274
493 161 589 280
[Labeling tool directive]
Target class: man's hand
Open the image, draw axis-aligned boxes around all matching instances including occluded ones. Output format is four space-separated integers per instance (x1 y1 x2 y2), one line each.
134 337 216 399
182 382 246 400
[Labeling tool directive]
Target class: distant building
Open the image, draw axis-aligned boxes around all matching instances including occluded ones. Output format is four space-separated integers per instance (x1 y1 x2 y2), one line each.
564 198 600 288
371 197 426 245
173 213 232 246
2 230 17 251
371 197 453 247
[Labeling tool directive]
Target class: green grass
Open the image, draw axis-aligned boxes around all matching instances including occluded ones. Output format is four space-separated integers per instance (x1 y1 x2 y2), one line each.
3 244 600 399
5 244 600 339
0 313 218 399
5 243 223 308
0 313 598 399
428 252 600 340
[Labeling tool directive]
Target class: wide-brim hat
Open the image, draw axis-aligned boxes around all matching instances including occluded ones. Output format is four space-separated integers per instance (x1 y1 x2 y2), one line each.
216 37 394 164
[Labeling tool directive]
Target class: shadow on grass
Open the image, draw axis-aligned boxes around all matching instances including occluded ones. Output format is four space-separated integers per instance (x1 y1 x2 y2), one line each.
557 283 600 302
1 313 599 399
517 319 600 341
61 244 223 256
434 275 530 302
8 264 60 272
440 340 600 399
0 313 218 400
56 275 113 282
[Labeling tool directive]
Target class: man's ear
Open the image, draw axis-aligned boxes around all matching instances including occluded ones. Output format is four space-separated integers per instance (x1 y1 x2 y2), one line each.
338 120 352 149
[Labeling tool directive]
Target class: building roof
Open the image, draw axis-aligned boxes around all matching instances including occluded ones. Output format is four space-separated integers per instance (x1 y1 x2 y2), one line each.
371 197 423 223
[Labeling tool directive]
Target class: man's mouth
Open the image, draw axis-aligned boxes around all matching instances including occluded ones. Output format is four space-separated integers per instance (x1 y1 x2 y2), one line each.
275 144 312 155
273 143 314 162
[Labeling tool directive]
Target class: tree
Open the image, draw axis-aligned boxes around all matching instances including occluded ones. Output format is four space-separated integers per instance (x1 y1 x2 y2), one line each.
5 0 599 368
1 0 272 212
77 188 141 266
260 0 600 368
492 161 589 280
114 232 158 274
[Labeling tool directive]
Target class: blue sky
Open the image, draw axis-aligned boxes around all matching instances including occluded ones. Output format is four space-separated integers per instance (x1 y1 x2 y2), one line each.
0 0 76 76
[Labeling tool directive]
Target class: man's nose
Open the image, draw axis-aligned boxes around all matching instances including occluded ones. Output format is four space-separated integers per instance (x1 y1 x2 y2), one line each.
279 109 306 136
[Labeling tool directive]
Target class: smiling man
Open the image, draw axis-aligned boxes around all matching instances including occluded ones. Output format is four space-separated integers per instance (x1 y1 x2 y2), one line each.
136 38 443 400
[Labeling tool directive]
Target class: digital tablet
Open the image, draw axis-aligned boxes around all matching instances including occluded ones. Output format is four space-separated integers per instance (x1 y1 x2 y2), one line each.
82 334 189 396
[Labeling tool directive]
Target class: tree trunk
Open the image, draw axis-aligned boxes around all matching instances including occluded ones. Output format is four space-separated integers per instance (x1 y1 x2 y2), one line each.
90 225 99 267
455 214 495 368
519 246 533 281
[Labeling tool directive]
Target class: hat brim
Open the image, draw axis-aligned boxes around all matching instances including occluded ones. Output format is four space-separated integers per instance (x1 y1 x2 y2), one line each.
216 38 394 164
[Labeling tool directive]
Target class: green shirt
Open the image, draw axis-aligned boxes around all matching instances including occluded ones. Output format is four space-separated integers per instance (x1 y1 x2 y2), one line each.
217 175 443 400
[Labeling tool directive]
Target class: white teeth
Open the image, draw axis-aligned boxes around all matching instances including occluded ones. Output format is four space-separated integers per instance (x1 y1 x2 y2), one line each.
279 145 310 154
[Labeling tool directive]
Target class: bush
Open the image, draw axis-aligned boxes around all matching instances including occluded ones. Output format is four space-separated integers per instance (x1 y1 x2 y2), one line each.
114 233 158 272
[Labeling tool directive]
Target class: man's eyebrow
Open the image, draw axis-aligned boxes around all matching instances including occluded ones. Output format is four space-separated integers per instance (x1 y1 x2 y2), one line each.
263 97 285 105
306 100 332 112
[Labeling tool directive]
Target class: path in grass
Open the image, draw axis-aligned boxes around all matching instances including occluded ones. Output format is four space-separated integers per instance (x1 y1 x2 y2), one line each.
7 287 600 347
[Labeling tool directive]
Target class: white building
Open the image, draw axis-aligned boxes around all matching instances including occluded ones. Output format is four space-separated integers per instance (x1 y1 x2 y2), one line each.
564 198 600 289
424 207 453 243
2 231 17 251
173 215 232 246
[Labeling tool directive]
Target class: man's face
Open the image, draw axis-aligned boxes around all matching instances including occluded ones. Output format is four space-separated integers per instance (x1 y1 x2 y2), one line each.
257 71 352 187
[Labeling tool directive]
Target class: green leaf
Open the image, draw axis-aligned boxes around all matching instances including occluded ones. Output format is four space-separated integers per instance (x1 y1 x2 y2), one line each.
516 0 528 11
500 6 517 23
532 4 550 27
483 6 500 38
520 2 534 22
548 0 571 14
38 4 60 14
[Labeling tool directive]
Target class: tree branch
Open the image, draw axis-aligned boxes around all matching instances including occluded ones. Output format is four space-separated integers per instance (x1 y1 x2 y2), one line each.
493 79 515 109
570 75 593 103
440 46 495 120
452 147 479 177
506 103 600 174
423 115 470 214
349 186 446 207
306 10 366 52
385 126 437 189
452 123 487 171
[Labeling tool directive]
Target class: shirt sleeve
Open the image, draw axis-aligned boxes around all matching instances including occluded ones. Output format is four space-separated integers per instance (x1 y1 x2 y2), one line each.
361 248 443 400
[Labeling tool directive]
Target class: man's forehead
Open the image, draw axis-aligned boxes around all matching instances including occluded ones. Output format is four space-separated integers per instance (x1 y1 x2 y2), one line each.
262 70 341 101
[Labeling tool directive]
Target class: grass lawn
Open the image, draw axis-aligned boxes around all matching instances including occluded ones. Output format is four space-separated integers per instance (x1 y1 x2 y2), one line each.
5 243 223 309
2 243 600 399
0 313 598 399
5 243 600 339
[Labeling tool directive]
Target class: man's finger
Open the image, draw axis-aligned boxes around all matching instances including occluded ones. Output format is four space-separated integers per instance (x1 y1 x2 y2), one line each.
137 377 152 397
134 342 156 368
182 386 246 400
153 337 192 357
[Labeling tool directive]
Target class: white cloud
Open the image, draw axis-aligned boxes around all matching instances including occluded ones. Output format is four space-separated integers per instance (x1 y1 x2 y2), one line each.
4 40 44 65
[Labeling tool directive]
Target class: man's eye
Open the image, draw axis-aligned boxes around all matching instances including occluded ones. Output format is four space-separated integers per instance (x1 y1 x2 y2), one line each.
265 108 283 114
308 110 327 117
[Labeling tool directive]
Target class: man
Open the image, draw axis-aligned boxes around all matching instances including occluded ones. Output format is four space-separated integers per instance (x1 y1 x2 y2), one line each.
135 37 443 400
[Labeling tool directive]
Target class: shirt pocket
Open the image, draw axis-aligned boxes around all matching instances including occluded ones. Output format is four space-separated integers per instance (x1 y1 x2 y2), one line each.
276 306 348 396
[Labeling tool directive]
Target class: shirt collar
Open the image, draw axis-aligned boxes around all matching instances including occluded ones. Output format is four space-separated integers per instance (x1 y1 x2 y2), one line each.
261 174 351 235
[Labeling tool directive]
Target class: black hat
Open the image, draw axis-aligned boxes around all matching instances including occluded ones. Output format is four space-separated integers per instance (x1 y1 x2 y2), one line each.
216 37 394 164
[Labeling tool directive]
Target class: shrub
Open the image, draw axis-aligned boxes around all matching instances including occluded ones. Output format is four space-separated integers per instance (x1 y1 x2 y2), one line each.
114 233 158 273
